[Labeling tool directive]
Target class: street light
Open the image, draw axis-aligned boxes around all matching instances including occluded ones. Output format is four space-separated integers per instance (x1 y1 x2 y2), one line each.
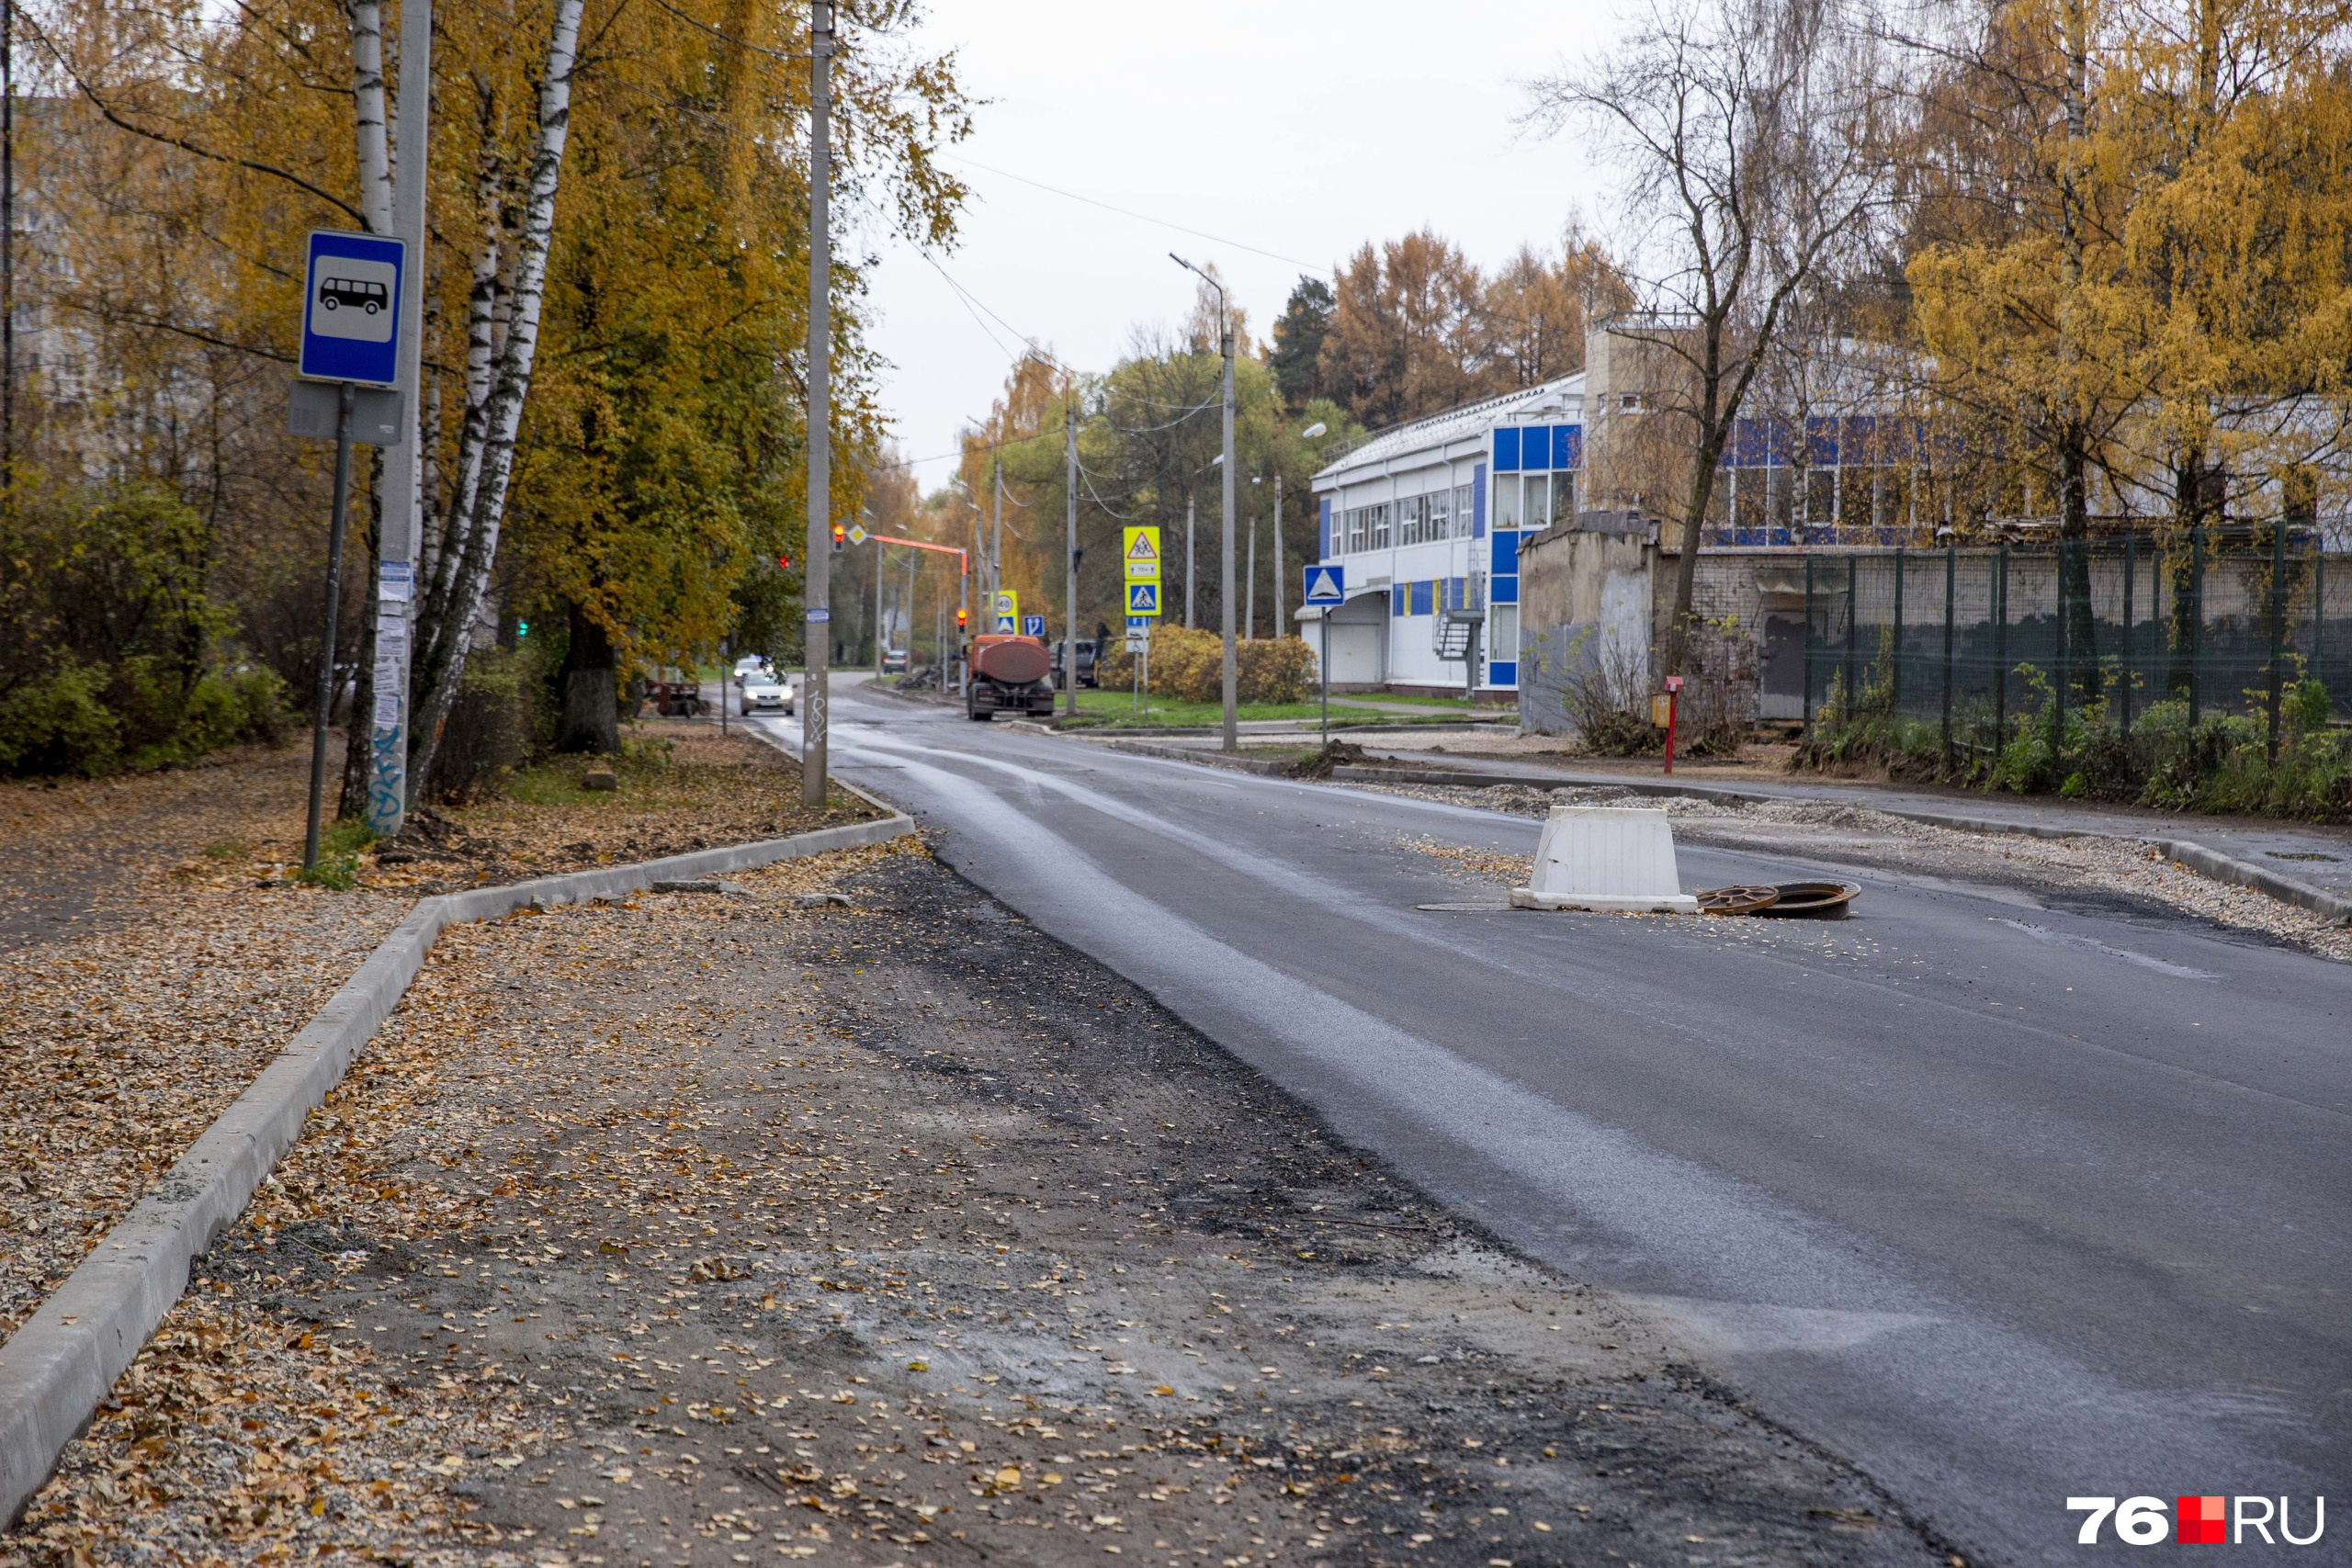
1170 252 1237 751
1301 422 1327 440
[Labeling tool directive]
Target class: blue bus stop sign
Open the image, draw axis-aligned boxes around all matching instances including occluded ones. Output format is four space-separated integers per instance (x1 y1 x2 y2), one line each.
300 230 406 387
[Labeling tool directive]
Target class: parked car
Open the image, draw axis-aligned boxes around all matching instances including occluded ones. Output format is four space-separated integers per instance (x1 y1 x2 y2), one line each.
743 673 793 715
1048 638 1101 690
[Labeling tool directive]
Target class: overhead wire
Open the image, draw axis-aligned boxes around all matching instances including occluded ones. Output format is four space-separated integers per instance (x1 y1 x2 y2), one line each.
943 153 1331 276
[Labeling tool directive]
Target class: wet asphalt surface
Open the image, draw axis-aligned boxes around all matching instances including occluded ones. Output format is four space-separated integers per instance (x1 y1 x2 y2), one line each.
758 683 2352 1567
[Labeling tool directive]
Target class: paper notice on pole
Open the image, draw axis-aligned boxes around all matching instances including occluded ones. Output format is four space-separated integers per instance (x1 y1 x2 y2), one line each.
375 612 408 660
378 560 413 601
373 657 402 728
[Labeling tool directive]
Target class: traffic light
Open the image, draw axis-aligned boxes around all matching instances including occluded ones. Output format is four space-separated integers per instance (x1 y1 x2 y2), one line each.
831 523 846 553
956 605 968 632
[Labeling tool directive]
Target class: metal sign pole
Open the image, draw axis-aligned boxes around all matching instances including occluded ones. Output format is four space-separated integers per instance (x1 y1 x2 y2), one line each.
304 383 358 872
1320 609 1329 750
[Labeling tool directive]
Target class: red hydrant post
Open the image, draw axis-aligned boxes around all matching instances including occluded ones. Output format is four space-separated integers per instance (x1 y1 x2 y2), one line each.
1663 674 1683 774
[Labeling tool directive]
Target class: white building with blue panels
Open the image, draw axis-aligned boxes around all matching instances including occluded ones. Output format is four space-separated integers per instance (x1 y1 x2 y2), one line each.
1305 374 1586 693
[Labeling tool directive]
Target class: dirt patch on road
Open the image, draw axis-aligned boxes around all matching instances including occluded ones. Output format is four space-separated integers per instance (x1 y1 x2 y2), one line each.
8 841 1947 1568
1359 779 2352 963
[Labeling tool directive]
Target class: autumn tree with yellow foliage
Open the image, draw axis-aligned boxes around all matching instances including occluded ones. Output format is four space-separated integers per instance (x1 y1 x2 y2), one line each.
18 0 969 786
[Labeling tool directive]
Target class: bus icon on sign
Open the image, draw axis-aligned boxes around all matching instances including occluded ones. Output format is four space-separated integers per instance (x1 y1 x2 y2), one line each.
301 232 401 369
318 276 388 315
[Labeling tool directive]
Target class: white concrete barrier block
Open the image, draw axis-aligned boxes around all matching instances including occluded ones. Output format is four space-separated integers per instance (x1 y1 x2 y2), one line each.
1509 805 1700 915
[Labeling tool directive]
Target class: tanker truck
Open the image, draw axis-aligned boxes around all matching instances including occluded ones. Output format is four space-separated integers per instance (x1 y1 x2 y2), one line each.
966 633 1059 721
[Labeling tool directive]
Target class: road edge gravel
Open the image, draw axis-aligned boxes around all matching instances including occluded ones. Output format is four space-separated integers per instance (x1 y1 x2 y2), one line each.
0 807 914 1528
1326 762 2352 923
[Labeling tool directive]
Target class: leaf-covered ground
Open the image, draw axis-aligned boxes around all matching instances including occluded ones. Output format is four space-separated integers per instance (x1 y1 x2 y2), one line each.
6 839 1951 1568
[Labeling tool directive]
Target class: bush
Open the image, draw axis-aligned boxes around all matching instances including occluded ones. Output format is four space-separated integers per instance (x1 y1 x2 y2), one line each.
429 651 533 802
1557 626 1656 755
1097 626 1315 705
0 663 123 777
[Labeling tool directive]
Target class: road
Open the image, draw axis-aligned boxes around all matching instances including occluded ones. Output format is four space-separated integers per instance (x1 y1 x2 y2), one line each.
760 678 2351 1565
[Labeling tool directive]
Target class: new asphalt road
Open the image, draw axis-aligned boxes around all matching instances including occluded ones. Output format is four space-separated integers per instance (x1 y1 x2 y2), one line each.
760 681 2349 1565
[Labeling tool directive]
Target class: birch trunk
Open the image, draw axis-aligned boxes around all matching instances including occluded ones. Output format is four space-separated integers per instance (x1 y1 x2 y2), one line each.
347 0 395 234
407 0 585 800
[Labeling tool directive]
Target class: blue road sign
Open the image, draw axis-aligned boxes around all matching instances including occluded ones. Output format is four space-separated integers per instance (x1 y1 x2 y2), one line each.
1304 563 1346 606
1126 615 1150 632
1125 581 1160 616
994 615 1017 634
1022 615 1046 637
300 230 406 387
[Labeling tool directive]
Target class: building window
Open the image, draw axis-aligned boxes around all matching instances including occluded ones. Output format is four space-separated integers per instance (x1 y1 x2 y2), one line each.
1620 393 1642 413
1453 484 1475 537
1370 502 1391 549
1554 471 1576 523
1523 473 1549 528
1428 488 1450 539
1491 604 1519 661
1494 474 1521 530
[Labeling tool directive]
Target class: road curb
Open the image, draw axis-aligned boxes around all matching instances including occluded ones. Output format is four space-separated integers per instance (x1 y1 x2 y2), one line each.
1321 765 2352 925
1100 739 1289 775
0 809 914 1528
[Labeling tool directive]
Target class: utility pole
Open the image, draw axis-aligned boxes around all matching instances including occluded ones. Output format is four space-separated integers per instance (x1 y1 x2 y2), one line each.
1185 496 1196 628
368 0 431 833
800 0 833 807
2 0 14 496
875 540 886 679
1246 513 1256 641
1170 254 1234 745
1273 471 1285 640
1064 401 1080 716
991 457 1004 606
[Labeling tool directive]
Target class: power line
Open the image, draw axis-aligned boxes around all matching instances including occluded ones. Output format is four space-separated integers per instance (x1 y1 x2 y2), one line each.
944 154 1331 276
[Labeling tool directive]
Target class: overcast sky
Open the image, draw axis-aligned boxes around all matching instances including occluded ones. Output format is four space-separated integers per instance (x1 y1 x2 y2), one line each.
852 0 1627 493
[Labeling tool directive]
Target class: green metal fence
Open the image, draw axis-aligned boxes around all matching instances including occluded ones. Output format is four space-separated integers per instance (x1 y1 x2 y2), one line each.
1799 530 2351 765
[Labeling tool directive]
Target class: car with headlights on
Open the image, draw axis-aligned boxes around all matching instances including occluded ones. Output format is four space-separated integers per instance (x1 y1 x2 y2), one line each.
743 674 793 715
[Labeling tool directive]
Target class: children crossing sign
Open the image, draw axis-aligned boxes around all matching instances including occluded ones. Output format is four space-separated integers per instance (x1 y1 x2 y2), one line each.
1122 526 1161 584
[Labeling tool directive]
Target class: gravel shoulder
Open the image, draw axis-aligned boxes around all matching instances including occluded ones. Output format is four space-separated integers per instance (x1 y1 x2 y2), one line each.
0 739 413 1337
1354 779 2352 963
0 724 875 1345
8 840 1951 1568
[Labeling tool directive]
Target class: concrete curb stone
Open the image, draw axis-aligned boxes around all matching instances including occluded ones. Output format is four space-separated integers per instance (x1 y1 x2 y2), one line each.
0 808 914 1527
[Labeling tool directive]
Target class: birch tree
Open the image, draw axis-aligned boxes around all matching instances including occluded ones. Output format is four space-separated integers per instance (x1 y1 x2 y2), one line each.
403 0 585 788
1527 0 1901 673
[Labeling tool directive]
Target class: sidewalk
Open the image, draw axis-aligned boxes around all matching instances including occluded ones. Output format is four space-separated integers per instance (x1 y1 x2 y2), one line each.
8 843 1945 1568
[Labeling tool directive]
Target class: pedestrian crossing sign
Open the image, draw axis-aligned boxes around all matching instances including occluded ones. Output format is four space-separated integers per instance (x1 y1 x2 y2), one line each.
1123 526 1161 583
1125 581 1159 617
